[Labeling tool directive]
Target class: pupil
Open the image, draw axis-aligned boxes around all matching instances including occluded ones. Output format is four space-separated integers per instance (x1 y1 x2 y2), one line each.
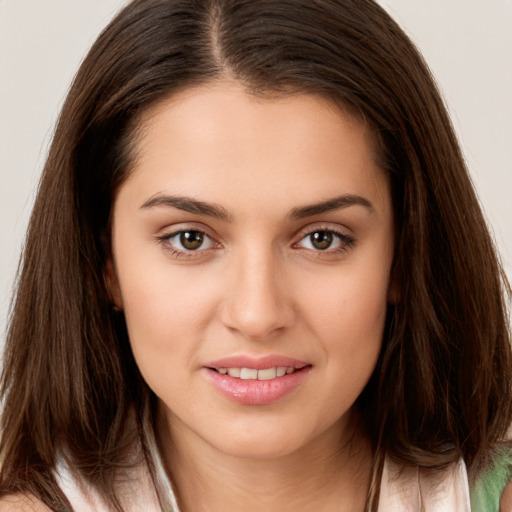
180 231 203 250
311 231 332 250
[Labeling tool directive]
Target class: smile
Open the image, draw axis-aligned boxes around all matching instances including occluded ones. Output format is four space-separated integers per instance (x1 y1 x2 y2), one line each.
213 367 298 380
205 358 311 406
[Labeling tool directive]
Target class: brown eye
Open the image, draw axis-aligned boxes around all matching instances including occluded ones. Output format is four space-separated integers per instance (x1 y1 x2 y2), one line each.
310 231 333 250
296 228 355 254
158 228 218 258
180 231 204 250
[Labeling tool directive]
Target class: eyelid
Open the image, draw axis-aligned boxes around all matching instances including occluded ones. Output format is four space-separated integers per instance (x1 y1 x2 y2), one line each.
293 222 353 241
292 223 356 253
155 223 222 259
156 222 221 243
154 222 356 260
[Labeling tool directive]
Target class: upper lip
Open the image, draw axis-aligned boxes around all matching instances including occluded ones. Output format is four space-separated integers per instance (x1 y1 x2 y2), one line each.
204 355 311 370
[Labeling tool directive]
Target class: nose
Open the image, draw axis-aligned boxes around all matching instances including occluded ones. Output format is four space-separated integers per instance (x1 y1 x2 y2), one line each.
220 250 295 340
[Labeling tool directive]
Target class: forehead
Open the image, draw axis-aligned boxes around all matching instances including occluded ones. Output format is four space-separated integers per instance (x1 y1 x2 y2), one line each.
120 81 390 215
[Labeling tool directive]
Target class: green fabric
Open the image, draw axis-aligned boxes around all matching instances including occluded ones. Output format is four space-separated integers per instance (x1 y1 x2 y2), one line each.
471 447 512 511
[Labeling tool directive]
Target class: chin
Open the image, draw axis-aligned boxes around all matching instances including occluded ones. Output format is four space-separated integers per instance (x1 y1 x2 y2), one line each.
201 417 337 462
215 436 306 461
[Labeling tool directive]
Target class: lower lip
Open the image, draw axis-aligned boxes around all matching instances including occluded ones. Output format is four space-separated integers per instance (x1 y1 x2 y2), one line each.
205 367 310 406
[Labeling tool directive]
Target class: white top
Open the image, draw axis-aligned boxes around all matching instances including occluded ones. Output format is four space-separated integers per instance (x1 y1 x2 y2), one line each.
54 423 179 512
379 456 471 511
55 436 472 512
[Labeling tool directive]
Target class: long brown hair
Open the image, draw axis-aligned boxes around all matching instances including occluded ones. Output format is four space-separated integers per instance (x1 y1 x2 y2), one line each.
1 0 511 510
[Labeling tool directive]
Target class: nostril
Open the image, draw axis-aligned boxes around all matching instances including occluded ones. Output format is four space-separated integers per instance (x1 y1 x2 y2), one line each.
218 262 295 339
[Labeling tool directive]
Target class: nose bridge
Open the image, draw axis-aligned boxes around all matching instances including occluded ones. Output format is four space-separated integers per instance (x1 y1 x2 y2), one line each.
221 244 293 339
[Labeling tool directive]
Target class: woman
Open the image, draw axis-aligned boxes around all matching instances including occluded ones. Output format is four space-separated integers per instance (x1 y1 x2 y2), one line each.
1 1 511 510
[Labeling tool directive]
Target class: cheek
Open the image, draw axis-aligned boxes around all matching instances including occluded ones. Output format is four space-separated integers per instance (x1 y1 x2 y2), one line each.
301 264 390 342
298 259 390 390
116 258 220 377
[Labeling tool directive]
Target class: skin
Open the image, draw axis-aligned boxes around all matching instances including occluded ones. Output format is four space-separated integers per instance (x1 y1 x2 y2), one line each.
107 81 395 511
501 482 512 512
0 496 52 512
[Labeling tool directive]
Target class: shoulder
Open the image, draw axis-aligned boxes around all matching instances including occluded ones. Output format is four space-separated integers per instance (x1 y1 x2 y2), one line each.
470 445 512 512
0 495 52 512
501 481 512 512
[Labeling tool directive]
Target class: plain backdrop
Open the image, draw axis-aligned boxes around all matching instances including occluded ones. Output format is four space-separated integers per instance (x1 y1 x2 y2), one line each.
1 1 511 343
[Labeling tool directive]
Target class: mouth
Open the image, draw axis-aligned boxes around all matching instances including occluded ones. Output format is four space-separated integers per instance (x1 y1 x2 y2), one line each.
208 365 307 381
204 358 312 405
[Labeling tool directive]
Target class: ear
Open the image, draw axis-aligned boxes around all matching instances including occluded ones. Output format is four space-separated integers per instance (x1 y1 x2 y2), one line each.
105 258 123 310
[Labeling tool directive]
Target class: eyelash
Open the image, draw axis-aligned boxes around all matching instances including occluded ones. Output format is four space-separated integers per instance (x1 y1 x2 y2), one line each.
156 229 220 260
293 227 356 255
156 226 356 260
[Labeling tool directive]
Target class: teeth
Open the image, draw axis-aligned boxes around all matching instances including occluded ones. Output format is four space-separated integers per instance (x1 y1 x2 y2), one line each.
218 367 297 380
257 368 277 380
227 368 241 378
277 367 287 377
240 368 258 380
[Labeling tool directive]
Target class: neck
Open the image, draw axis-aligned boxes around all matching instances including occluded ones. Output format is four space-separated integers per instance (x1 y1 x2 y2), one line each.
157 409 373 512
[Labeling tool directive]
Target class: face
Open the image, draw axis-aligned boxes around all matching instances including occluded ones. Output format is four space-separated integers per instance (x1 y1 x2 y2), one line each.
109 82 395 461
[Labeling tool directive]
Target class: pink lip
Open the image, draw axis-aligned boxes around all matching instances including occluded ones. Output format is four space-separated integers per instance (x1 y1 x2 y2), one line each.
203 355 311 406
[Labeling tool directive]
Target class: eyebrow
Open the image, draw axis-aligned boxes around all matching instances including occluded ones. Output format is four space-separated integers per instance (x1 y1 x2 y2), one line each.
289 194 375 219
140 193 374 221
140 194 233 221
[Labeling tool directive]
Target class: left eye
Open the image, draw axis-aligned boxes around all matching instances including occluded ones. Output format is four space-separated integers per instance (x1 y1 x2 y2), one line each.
166 230 216 251
297 230 351 251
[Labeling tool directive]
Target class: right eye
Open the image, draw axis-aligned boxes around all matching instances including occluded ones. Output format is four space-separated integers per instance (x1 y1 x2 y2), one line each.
155 228 223 261
160 230 217 252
